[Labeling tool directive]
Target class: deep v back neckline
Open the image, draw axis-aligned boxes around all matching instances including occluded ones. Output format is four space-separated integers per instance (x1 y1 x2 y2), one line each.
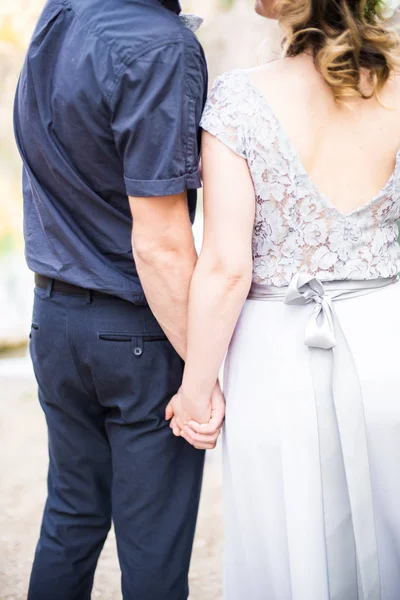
241 70 400 218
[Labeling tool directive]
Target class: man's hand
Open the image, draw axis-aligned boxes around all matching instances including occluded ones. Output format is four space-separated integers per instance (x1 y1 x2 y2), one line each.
165 383 226 450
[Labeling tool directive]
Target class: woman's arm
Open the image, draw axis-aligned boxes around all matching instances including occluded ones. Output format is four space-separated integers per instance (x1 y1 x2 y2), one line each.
177 130 256 424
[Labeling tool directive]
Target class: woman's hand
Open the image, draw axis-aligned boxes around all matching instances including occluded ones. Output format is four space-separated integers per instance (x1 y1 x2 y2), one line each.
166 388 211 433
181 384 225 450
165 382 226 450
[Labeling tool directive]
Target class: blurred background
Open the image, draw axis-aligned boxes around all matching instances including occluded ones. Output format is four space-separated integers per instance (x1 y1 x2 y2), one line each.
0 1 280 599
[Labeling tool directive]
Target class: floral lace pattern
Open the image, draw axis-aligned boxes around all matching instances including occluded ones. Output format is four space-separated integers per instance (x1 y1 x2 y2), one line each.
200 70 400 287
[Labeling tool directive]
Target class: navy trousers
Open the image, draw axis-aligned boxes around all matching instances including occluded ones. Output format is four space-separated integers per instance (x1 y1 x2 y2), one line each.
28 284 205 600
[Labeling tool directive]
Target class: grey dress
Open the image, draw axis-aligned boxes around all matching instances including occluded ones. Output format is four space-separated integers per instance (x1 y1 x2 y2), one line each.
200 69 400 600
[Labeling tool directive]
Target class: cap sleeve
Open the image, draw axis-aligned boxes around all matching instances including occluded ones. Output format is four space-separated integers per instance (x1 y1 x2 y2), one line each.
200 71 247 159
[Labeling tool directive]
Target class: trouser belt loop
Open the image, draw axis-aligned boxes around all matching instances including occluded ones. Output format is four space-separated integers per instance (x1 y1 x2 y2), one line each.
46 279 54 298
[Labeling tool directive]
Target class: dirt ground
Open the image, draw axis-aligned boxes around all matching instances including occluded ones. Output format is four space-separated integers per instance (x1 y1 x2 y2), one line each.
0 370 223 600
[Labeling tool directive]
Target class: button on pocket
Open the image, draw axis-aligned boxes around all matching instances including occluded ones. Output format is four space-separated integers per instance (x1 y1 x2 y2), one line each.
131 337 144 358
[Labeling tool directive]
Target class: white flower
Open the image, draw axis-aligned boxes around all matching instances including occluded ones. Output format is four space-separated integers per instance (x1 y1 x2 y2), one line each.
309 246 338 272
380 0 400 19
302 219 329 246
298 196 322 223
259 201 287 244
335 258 372 280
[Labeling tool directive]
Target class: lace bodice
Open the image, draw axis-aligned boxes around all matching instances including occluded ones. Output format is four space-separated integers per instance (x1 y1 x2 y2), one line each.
200 70 400 287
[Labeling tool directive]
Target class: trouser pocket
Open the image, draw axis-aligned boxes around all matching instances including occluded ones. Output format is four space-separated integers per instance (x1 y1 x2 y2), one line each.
29 323 39 339
98 333 168 358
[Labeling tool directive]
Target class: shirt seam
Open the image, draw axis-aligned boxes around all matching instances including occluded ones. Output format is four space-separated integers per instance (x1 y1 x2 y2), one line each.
108 39 182 103
64 0 203 102
108 38 205 104
182 27 189 174
66 0 179 68
124 170 202 197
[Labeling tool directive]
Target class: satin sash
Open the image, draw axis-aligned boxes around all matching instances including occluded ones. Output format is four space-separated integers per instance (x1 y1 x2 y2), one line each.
248 274 398 600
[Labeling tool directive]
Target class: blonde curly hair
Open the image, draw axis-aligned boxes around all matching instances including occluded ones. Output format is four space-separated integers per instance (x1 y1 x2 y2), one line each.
275 0 400 101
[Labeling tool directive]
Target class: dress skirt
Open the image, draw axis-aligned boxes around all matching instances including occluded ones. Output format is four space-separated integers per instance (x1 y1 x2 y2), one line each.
222 278 400 600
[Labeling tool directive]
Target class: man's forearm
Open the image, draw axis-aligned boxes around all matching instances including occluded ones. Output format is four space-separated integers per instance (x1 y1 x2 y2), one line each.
129 191 198 360
133 244 197 360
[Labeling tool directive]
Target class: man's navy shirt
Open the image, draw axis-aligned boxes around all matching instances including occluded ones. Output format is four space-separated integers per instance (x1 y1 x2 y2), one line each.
14 0 208 304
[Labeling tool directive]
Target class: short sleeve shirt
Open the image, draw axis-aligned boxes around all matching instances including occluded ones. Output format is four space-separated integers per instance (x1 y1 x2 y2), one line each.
14 0 208 304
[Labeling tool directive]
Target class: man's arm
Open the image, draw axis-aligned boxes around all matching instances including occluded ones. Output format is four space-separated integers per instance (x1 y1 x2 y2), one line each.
129 192 196 359
109 38 207 358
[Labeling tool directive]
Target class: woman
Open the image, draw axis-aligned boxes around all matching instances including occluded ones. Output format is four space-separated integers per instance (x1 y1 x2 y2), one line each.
169 0 400 598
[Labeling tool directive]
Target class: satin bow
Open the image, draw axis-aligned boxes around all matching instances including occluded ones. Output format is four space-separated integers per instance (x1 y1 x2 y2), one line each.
285 273 337 350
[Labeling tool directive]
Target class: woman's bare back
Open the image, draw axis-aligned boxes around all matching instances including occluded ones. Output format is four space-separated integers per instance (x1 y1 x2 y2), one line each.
248 54 400 215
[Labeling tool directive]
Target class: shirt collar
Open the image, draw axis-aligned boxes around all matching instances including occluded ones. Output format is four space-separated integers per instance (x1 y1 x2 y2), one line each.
159 1 204 32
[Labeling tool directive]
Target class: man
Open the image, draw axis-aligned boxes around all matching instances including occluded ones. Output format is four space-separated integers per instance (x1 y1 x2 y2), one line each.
14 0 224 598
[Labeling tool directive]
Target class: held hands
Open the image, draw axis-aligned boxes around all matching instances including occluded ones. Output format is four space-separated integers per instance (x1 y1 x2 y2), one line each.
165 382 225 450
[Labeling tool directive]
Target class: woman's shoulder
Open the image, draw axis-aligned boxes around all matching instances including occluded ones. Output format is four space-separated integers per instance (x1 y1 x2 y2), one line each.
201 69 258 159
204 69 254 116
202 63 289 134
207 65 284 109
210 62 283 89
208 68 249 93
245 57 319 101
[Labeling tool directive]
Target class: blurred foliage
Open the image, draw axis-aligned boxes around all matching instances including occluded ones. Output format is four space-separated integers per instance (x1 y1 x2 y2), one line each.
219 0 236 8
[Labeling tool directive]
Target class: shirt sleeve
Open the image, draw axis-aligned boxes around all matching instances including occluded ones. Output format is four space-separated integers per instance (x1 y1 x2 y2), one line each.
200 71 247 159
110 38 207 198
